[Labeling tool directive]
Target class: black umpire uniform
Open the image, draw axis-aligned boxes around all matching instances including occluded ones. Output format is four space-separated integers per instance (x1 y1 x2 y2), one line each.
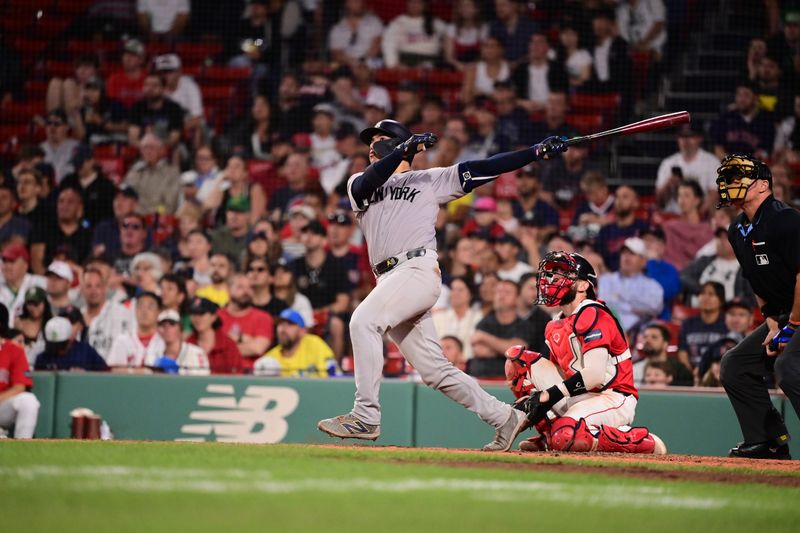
721 194 800 458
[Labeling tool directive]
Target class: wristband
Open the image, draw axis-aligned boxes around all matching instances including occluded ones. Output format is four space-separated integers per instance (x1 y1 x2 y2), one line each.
544 385 565 407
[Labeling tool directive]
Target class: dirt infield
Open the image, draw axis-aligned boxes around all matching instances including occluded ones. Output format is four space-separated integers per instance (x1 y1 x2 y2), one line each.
311 444 800 487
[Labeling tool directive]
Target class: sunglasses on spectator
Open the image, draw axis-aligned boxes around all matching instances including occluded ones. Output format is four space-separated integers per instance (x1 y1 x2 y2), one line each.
247 266 268 273
122 222 144 230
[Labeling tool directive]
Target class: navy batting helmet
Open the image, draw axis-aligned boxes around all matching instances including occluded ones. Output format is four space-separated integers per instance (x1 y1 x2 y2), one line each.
359 119 412 146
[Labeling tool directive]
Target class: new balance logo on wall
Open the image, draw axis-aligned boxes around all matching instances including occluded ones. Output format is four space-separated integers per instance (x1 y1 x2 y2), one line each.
178 384 299 443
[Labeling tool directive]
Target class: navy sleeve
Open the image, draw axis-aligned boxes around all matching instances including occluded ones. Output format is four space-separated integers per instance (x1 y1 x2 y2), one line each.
457 146 539 193
350 149 405 204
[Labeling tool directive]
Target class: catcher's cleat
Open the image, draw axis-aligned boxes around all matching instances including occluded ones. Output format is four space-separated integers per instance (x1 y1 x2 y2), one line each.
317 413 380 441
519 435 548 452
651 432 668 455
483 409 528 452
729 441 791 460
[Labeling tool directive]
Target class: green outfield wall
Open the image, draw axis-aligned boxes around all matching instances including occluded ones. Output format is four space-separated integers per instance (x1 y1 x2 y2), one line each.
30 373 799 457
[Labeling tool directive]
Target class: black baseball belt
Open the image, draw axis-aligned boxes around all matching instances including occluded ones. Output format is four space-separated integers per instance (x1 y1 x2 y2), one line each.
372 247 430 276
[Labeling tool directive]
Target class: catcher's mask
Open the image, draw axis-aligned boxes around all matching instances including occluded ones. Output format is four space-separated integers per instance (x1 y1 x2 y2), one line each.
535 251 596 307
715 154 771 209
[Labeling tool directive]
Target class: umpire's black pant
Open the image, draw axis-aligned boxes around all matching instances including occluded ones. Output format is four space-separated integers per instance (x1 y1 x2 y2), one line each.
721 319 800 445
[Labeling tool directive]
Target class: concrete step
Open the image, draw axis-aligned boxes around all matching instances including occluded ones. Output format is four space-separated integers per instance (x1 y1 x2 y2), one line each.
696 50 745 70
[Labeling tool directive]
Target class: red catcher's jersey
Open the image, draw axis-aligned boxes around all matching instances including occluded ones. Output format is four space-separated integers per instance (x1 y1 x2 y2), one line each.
544 299 638 398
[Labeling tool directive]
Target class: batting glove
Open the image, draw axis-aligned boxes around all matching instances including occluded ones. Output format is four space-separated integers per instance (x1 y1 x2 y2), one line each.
398 133 438 158
768 322 798 353
534 136 568 160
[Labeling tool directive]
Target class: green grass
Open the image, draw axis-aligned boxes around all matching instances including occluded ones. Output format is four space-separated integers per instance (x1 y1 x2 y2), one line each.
2 441 799 532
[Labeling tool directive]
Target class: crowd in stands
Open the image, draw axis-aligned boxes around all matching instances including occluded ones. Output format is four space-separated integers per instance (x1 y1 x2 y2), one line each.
0 0 797 394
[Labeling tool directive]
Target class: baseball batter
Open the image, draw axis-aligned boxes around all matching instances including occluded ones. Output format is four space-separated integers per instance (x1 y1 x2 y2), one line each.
507 251 666 453
318 119 567 451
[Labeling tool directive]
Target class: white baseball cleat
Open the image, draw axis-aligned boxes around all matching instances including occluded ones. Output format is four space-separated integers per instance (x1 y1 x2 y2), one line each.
483 409 528 452
650 432 667 455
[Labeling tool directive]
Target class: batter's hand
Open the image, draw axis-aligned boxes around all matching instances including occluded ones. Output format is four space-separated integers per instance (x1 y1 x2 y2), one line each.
534 136 568 160
398 133 438 157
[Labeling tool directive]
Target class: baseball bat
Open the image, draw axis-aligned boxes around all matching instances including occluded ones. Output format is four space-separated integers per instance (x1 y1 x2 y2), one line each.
564 111 691 146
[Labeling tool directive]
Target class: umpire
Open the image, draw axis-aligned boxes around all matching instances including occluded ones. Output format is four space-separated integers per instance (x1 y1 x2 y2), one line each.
717 154 800 459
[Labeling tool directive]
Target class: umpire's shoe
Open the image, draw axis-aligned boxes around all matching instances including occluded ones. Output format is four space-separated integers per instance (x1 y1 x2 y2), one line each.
483 409 528 452
318 413 380 441
729 441 791 460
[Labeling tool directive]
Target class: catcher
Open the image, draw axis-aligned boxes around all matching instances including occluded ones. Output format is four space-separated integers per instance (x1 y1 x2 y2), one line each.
505 251 667 454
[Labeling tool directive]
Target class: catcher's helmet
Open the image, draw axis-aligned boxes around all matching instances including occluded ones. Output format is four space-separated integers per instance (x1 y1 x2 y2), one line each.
715 154 772 209
359 119 412 146
535 251 597 307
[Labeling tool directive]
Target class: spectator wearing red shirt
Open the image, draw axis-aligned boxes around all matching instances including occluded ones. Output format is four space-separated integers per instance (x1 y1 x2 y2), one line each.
0 304 40 439
218 273 274 370
106 39 147 109
187 297 244 375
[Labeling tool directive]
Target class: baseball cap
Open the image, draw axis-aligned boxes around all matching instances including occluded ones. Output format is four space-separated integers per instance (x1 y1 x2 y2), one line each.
24 286 47 304
725 298 753 313
117 184 139 200
364 92 391 113
85 76 104 91
278 308 305 328
44 316 72 343
154 53 182 72
288 201 315 220
123 38 146 57
312 103 336 117
180 171 198 186
621 236 647 257
247 230 269 244
474 197 497 213
47 261 74 283
327 210 352 226
494 233 521 248
188 297 218 315
301 219 327 236
1 244 30 263
677 122 703 137
150 356 180 374
46 109 68 123
59 305 85 325
641 226 666 241
157 309 181 324
786 10 800 24
70 143 94 168
226 195 251 213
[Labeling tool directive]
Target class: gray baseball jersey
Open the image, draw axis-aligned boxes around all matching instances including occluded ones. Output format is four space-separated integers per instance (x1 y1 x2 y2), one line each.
347 165 464 265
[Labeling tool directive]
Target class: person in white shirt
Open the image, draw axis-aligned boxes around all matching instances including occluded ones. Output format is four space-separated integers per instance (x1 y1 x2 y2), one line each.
494 233 534 283
382 0 448 68
155 54 204 142
107 291 164 369
616 0 667 58
559 25 593 88
137 0 190 38
433 277 483 361
328 0 384 68
145 310 209 375
309 104 342 176
655 123 720 213
0 245 46 327
179 145 220 207
81 268 135 359
39 109 79 184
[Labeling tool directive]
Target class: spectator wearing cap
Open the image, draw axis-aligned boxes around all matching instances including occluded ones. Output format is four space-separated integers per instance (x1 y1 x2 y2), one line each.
127 74 185 152
494 233 533 283
326 210 365 292
40 109 80 184
207 155 266 227
767 10 800 73
59 144 116 227
488 0 538 68
680 226 756 308
328 0 384 68
108 213 150 275
677 280 728 371
662 180 714 271
510 163 558 232
196 252 234 307
633 322 693 387
696 300 754 383
130 252 164 295
460 197 505 240
210 197 253 263
155 54 204 138
35 316 108 371
45 260 76 316
80 268 135 360
14 286 52 365
107 291 164 370
268 153 312 222
0 303 41 438
78 75 129 145
511 32 568 114
91 186 140 258
753 50 793 117
0 245 46 324
145 309 209 375
219 273 274 370
254 309 336 378
321 125 361 195
0 183 30 244
310 104 343 178
290 219 353 310
123 133 180 214
187 297 244 374
594 185 649 271
656 123 720 214
137 0 190 40
382 0 448 68
179 146 220 208
538 143 592 208
641 226 680 319
710 80 775 160
107 39 147 110
598 236 664 333
273 261 315 329
247 257 289 318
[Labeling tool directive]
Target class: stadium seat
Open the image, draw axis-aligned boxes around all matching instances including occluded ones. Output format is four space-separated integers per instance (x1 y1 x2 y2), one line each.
247 160 281 196
565 113 603 135
2 101 46 123
176 41 223 63
93 144 119 159
67 40 121 57
201 66 252 85
0 124 31 142
570 93 621 114
96 157 125 185
43 60 75 78
23 79 48 100
375 67 425 86
671 303 700 323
